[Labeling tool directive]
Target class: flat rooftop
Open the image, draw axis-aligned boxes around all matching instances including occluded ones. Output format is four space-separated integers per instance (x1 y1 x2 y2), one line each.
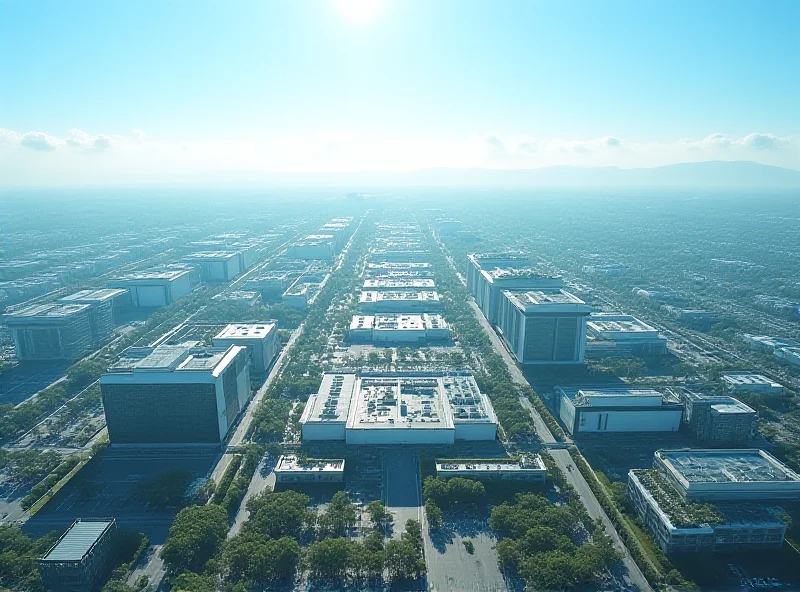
184 250 238 260
504 289 590 312
722 373 783 388
111 268 192 282
363 278 436 289
303 373 359 423
214 323 276 340
60 288 128 303
360 290 440 303
486 267 561 281
212 290 260 301
657 449 800 485
559 386 681 407
437 455 545 473
275 455 344 473
367 262 431 269
5 302 91 320
587 314 658 334
106 342 241 375
41 520 114 562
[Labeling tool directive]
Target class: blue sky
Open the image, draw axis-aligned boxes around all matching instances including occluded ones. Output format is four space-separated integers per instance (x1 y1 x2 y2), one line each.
1 0 798 184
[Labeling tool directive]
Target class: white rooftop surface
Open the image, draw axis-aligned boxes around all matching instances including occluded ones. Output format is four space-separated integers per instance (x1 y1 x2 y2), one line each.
5 302 91 319
42 520 113 562
368 262 431 269
711 399 756 414
437 456 545 473
112 269 192 281
560 386 680 407
301 373 496 431
60 288 128 303
587 314 659 335
505 290 591 313
722 373 783 388
275 455 344 473
363 278 436 289
106 342 242 376
360 290 440 303
184 250 238 260
657 449 800 485
214 323 276 341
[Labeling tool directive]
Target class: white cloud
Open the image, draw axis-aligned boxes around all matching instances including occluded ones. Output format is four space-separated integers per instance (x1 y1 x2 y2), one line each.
20 131 62 151
0 127 797 185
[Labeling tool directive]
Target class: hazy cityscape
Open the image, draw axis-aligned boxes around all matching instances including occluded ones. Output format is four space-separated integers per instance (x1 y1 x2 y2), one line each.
2 1 800 592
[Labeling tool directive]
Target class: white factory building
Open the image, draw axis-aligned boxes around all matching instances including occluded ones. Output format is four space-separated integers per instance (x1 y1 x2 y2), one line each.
497 289 592 364
274 455 345 483
59 288 128 346
436 455 546 482
366 262 432 277
300 372 498 444
362 278 436 291
100 342 250 445
627 448 800 554
369 249 429 263
721 373 784 395
286 235 336 261
557 386 684 435
585 313 668 358
348 314 450 343
360 290 443 313
182 251 242 282
212 322 278 373
109 268 194 307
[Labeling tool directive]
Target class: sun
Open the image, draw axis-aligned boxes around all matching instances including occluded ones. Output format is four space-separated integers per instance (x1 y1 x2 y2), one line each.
333 0 384 25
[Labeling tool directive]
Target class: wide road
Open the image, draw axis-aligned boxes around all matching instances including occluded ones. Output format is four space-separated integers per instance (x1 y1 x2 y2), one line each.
433 232 652 592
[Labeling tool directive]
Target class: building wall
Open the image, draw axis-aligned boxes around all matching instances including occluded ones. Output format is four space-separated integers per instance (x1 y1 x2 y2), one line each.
574 408 682 433
454 422 497 441
38 522 118 592
10 313 93 361
302 422 347 441
169 273 193 302
101 382 221 444
345 427 455 445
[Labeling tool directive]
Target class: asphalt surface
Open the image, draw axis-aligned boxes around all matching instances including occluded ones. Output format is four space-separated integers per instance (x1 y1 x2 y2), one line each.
382 448 422 539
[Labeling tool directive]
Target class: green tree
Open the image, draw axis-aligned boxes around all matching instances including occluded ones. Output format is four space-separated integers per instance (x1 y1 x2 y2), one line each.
367 500 391 529
161 505 228 574
425 499 443 530
221 532 300 585
245 490 313 539
307 537 352 580
318 491 357 538
385 540 424 581
170 572 217 592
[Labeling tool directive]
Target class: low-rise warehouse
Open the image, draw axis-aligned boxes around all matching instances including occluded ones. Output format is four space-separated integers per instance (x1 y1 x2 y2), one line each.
362 278 436 291
274 455 345 483
300 372 498 444
348 313 450 343
360 290 442 313
557 386 683 435
37 519 118 592
182 251 242 282
436 455 546 482
585 313 668 358
721 373 784 395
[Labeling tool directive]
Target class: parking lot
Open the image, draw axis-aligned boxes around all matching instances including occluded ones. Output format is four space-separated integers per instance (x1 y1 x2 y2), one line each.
23 448 217 543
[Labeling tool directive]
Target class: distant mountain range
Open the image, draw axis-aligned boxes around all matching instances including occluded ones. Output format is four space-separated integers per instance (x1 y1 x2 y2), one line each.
261 160 800 188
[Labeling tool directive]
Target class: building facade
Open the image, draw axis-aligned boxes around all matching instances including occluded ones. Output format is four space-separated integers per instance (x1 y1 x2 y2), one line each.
212 323 278 373
497 289 591 364
38 519 118 592
108 268 194 307
59 288 127 347
4 302 94 361
681 392 756 446
100 342 250 445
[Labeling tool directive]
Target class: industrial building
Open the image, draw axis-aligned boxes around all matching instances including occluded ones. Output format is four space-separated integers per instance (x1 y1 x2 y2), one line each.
369 249 429 263
211 290 262 308
775 346 800 368
496 289 592 364
363 278 436 291
585 313 668 358
360 290 443 313
182 251 242 282
37 519 118 592
59 288 127 346
721 373 784 395
282 284 310 310
742 334 800 353
4 302 94 361
627 449 800 553
681 392 756 446
100 342 250 445
212 323 278 373
274 455 345 483
366 262 432 277
467 254 563 324
557 387 684 435
653 449 800 501
348 313 450 343
286 235 336 261
435 455 546 482
108 268 194 307
300 372 498 444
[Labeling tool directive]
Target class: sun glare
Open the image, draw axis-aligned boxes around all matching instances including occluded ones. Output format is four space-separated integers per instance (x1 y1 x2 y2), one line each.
333 0 384 25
